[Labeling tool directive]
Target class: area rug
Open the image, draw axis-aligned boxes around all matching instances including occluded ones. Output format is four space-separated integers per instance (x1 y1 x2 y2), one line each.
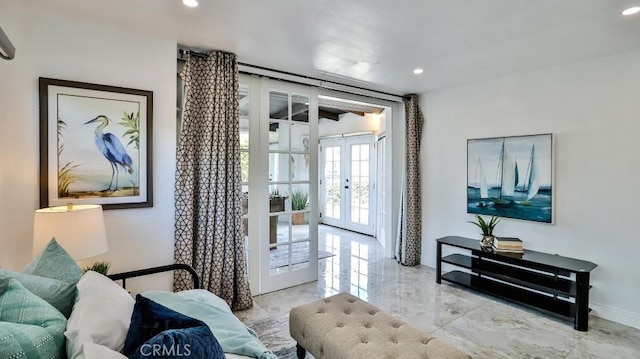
272 346 298 359
269 242 334 269
246 315 300 358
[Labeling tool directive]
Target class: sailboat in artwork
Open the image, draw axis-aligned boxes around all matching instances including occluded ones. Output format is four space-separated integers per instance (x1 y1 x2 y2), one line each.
518 144 539 205
493 139 518 206
479 160 489 199
475 157 489 207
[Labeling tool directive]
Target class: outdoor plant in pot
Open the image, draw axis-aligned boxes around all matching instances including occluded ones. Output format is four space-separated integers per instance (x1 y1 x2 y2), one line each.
468 214 500 247
291 189 309 225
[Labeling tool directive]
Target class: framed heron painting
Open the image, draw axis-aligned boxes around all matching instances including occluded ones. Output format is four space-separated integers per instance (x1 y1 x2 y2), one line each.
39 78 153 209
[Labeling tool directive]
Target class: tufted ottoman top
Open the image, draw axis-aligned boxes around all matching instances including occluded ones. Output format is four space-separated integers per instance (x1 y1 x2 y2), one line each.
290 293 471 359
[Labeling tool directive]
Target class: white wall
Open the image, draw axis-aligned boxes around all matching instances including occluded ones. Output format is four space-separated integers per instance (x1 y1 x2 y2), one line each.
421 50 640 329
318 112 380 137
0 8 177 293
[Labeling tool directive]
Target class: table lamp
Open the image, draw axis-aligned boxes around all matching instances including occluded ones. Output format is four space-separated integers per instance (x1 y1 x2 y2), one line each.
33 204 108 260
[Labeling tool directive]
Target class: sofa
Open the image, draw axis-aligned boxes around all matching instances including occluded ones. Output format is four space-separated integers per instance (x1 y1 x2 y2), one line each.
0 239 274 359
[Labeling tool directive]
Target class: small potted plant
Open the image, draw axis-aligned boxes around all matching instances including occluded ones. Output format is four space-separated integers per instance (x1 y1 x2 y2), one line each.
291 189 309 225
468 214 500 247
82 261 111 275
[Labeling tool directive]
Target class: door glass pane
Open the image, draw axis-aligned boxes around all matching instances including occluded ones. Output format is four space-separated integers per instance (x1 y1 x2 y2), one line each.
269 241 311 275
352 145 360 160
239 87 250 118
269 91 288 120
269 121 289 150
350 144 370 225
239 85 250 246
272 213 291 245
269 184 285 199
240 128 249 183
269 194 286 213
292 94 309 123
269 244 291 275
361 144 369 160
351 161 360 176
269 153 290 182
241 192 249 237
323 146 341 220
290 153 309 182
291 183 309 212
291 241 310 271
292 222 309 242
291 124 310 150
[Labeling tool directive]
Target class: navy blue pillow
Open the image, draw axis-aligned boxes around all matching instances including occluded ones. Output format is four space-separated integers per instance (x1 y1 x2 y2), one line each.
122 295 225 359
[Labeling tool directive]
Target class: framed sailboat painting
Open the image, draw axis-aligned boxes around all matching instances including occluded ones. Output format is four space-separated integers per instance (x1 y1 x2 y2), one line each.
467 133 553 223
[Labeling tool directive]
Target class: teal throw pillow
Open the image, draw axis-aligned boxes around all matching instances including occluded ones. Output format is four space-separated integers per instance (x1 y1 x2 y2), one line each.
0 238 82 317
0 269 77 317
23 238 83 283
0 279 67 359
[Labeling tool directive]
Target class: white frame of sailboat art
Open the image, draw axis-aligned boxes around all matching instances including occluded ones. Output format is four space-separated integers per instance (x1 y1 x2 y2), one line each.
467 133 553 223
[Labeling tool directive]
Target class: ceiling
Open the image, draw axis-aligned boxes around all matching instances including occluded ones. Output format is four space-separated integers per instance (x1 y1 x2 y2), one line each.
7 0 640 94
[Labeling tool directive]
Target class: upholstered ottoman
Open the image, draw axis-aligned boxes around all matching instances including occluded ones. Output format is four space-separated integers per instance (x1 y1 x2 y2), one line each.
289 293 471 359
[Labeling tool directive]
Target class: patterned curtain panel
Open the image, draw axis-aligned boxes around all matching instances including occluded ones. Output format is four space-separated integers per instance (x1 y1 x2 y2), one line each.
395 94 425 266
174 51 253 310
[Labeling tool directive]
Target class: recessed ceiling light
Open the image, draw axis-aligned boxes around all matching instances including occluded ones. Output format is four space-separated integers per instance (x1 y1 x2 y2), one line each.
622 6 640 16
413 68 424 75
183 0 198 7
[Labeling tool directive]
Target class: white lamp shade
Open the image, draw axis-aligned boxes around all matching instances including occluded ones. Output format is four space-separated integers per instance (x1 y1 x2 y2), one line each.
33 204 108 260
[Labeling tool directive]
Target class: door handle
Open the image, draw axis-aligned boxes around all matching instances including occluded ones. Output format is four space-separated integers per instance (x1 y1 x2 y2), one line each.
344 186 349 189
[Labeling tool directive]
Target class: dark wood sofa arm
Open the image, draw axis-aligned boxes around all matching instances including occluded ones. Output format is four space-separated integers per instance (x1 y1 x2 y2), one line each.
108 263 200 290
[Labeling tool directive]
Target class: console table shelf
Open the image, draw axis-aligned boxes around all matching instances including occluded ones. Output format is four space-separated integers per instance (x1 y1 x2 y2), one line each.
441 271 574 319
436 236 597 331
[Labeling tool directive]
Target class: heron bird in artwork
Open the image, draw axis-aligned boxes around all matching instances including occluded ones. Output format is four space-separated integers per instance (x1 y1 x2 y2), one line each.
84 115 133 191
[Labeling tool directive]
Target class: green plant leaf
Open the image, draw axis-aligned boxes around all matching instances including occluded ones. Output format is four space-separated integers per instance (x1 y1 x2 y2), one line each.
291 189 309 210
82 261 111 275
468 214 500 235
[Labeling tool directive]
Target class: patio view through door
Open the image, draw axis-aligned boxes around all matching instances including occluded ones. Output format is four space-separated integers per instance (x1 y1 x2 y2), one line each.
259 79 319 293
318 138 343 228
320 134 375 235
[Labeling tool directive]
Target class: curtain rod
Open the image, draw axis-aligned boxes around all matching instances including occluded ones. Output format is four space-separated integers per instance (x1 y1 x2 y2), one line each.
177 48 404 102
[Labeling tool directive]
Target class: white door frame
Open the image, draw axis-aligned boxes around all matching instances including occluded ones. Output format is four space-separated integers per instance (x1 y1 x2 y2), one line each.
375 134 387 248
241 74 260 295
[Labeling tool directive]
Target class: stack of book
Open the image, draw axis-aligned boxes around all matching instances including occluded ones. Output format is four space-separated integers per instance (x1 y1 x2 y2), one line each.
492 237 524 256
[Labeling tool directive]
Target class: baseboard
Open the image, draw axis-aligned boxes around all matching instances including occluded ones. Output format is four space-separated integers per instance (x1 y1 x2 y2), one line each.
591 301 640 330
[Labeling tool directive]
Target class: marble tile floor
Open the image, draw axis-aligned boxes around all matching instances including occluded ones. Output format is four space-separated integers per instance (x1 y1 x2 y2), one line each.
236 225 640 358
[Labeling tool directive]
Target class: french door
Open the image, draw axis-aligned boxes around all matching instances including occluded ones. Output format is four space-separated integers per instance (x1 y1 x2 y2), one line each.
258 79 319 293
320 134 375 235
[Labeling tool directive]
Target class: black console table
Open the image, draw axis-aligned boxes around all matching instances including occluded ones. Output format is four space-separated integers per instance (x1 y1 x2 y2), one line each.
436 236 597 331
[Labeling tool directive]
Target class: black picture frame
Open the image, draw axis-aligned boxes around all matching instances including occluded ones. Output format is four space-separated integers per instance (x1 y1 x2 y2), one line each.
39 77 153 209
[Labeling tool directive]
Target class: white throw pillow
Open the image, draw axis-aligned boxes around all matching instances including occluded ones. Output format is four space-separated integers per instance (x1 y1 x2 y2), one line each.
65 271 135 359
82 343 128 359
